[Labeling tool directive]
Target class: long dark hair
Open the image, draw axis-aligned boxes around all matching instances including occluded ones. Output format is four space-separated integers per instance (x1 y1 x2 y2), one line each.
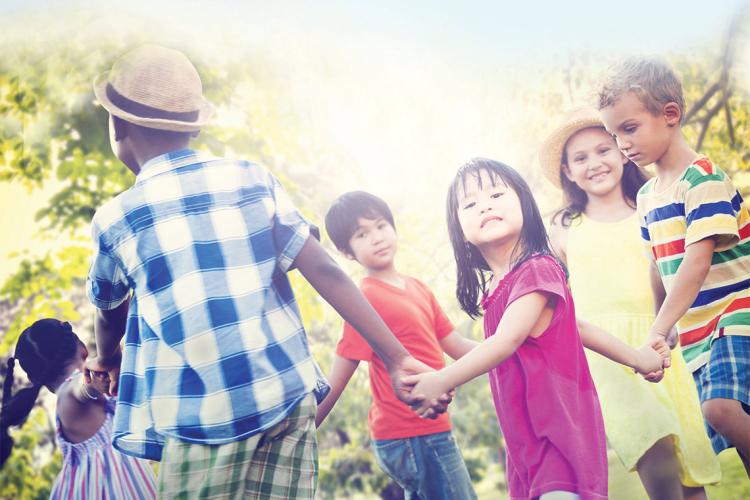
1 319 80 468
552 130 649 226
446 158 558 318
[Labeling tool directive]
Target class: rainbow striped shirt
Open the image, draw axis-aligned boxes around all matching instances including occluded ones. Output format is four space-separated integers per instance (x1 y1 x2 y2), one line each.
637 156 750 372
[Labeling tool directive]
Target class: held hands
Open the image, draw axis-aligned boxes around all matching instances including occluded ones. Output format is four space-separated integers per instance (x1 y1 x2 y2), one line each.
389 355 452 419
84 348 122 397
636 336 672 383
400 370 454 418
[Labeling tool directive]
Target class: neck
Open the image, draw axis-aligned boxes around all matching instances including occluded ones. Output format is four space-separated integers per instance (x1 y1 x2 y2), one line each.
478 238 518 280
654 132 697 183
134 141 190 171
366 263 402 286
584 185 634 221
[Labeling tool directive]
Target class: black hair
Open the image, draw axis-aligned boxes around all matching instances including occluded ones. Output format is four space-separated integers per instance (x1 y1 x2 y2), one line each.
552 131 649 226
1 319 80 468
446 158 558 319
114 116 195 143
325 191 395 255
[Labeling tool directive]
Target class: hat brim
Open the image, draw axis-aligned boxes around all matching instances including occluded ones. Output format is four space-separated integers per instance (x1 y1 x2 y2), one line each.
93 72 214 133
539 114 605 189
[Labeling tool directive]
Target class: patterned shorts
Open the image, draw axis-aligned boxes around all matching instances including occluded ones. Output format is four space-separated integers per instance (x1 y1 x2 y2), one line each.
692 335 750 453
158 392 317 499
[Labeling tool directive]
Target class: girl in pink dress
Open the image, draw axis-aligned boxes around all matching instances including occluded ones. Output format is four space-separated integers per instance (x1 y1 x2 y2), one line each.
405 158 669 500
1 319 156 499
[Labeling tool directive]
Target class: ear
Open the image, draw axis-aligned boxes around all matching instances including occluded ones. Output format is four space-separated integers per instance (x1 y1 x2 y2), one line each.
112 115 128 142
561 163 575 182
663 102 681 127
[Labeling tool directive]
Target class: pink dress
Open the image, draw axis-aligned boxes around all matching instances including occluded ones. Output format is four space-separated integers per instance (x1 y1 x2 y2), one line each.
481 255 607 500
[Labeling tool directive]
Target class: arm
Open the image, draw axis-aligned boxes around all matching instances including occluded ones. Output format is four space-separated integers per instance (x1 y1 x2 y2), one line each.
648 238 715 341
293 236 442 412
577 319 667 374
649 258 679 348
439 330 479 360
404 292 551 410
84 297 129 396
548 218 568 265
315 355 359 427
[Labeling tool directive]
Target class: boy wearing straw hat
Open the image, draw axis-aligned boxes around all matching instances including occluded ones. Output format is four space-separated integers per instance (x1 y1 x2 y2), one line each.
600 57 750 477
83 44 447 498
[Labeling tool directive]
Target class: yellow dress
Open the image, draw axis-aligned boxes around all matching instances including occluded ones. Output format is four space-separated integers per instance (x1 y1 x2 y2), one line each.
567 213 721 485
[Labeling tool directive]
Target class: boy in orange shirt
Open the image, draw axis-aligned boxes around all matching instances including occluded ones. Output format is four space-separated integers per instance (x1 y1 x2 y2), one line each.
316 191 477 500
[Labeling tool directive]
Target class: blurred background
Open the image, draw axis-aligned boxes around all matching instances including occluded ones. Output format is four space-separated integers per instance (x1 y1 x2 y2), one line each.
1 1 749 498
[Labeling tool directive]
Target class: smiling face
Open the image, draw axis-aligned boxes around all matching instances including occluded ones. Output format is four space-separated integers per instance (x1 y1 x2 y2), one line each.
347 216 398 271
562 126 628 198
599 91 675 168
456 169 524 251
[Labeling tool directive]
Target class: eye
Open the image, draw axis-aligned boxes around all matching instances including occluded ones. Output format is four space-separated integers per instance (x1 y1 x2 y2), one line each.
490 191 505 198
355 231 366 239
377 222 387 230
573 155 586 163
598 147 611 155
624 125 636 133
462 201 476 210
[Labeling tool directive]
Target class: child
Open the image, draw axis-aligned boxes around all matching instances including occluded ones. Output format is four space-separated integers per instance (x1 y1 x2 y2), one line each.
316 191 477 500
599 58 750 476
0 319 156 499
84 44 448 498
404 158 669 500
541 107 721 499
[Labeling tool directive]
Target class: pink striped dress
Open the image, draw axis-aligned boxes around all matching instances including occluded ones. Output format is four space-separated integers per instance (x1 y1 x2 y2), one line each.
50 397 156 500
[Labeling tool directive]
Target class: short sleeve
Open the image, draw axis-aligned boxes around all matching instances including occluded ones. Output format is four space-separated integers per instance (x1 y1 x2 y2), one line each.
683 166 740 251
267 172 316 272
506 256 568 308
86 219 131 310
336 322 374 361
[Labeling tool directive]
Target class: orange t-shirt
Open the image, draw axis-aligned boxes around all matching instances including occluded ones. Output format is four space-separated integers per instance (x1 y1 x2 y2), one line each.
336 276 454 440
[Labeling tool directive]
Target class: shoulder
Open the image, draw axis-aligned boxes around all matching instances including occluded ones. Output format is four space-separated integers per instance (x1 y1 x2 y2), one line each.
637 178 656 197
513 254 565 282
682 156 729 188
91 189 133 239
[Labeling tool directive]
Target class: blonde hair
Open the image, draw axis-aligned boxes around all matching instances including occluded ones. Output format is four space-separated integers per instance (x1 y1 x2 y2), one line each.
598 58 685 123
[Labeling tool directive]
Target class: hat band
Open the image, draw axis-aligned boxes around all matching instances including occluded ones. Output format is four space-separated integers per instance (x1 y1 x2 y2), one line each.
106 83 200 122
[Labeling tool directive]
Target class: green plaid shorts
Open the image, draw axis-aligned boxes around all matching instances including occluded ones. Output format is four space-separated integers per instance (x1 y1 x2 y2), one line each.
158 393 317 499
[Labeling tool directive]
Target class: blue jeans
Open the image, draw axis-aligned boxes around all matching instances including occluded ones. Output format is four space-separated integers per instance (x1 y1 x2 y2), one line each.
373 431 476 500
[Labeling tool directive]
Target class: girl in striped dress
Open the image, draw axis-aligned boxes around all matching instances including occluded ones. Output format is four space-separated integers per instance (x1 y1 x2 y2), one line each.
0 319 156 499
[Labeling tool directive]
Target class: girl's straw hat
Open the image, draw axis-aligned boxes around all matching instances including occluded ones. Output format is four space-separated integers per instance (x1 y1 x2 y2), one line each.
539 107 606 188
93 44 214 132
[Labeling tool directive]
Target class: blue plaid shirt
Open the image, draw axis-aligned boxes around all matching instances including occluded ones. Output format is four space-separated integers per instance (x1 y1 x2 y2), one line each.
86 149 329 460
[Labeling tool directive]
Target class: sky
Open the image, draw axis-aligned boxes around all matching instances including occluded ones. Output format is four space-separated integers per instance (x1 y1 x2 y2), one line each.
0 0 748 281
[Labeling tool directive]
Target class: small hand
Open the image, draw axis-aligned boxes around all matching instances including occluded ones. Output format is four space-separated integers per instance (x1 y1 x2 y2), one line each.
389 355 452 419
648 336 671 369
84 349 122 397
643 369 665 383
633 344 664 375
401 371 451 417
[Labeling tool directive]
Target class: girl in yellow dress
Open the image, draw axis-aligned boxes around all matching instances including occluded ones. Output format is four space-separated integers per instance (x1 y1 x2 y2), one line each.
540 108 721 500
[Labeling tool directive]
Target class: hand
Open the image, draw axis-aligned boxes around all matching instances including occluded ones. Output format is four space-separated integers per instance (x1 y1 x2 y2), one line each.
84 348 122 397
388 355 451 419
643 369 665 383
664 327 679 349
633 344 664 375
649 336 672 369
400 370 451 418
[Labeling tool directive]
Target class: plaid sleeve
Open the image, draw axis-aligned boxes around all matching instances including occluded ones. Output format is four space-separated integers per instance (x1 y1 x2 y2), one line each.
267 172 313 272
86 219 130 310
683 165 740 251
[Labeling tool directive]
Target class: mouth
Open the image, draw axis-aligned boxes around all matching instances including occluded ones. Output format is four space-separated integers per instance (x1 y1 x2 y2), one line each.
588 171 610 182
374 247 391 257
627 153 641 162
480 216 503 228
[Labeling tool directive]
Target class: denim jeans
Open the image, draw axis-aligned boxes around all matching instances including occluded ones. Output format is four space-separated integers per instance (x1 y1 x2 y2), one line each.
373 431 476 500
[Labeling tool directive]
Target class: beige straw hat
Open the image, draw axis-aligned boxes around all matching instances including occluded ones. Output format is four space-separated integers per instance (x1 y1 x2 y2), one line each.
538 107 606 188
93 44 214 132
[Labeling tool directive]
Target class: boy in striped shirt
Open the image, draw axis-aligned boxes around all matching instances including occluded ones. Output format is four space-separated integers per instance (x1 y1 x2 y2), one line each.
599 58 750 475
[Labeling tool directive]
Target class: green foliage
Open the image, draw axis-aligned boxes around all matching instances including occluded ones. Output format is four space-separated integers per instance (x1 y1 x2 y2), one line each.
318 443 392 499
0 408 61 500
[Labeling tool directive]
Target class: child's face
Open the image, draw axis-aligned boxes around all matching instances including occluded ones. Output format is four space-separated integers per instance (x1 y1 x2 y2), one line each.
600 91 674 168
456 169 523 250
562 127 628 198
347 216 398 271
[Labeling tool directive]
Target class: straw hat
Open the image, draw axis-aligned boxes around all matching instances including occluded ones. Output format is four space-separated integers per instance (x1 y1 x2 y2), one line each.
93 44 214 132
538 107 607 188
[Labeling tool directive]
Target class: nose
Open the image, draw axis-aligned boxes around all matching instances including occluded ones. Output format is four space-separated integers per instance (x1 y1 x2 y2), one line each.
615 136 630 152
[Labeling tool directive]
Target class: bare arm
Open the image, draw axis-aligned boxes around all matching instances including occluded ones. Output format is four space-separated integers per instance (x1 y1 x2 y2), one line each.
315 355 359 427
649 238 715 340
404 292 552 410
294 236 442 412
549 218 568 266
577 319 666 374
84 297 129 395
439 330 480 360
